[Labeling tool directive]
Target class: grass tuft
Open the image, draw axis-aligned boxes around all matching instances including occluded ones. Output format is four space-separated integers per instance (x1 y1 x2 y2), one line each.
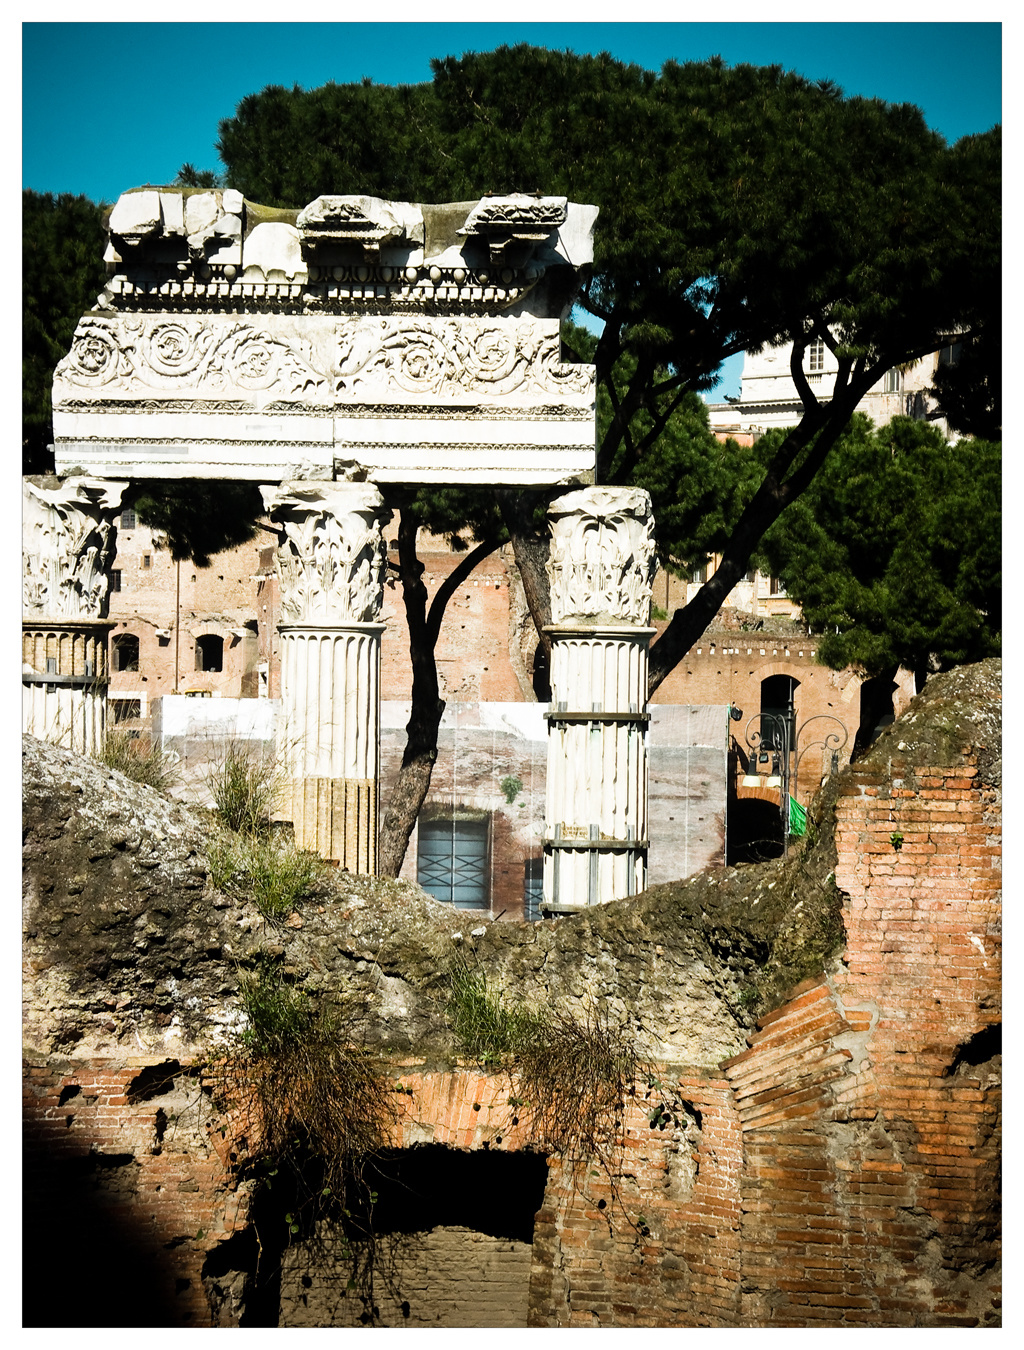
95 729 179 793
207 831 327 921
239 837 328 920
207 740 280 836
446 961 544 1064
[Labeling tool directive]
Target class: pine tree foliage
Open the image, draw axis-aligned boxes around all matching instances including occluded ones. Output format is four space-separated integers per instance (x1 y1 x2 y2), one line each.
758 416 1000 682
130 481 264 568
23 190 107 473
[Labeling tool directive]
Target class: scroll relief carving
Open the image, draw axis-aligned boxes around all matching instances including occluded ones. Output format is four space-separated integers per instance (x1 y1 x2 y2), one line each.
23 477 126 619
547 487 657 626
336 318 593 403
262 484 391 625
54 315 593 411
53 316 329 406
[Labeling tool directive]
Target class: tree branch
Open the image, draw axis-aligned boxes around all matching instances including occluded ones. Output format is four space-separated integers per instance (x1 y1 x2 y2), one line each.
646 369 882 696
426 535 501 647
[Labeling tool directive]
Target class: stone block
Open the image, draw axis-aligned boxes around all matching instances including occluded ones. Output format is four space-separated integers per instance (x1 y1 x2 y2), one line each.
241 221 305 280
184 192 220 235
159 191 185 234
108 191 162 244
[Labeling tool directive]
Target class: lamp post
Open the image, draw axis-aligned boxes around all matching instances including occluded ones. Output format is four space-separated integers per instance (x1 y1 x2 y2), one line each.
742 712 849 854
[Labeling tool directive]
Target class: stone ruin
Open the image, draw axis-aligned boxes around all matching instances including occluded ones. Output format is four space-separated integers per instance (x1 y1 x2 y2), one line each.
26 186 658 909
21 187 1001 1332
21 661 1001 1326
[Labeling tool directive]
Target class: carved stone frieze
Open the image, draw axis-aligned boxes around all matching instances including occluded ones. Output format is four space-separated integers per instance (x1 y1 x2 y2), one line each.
23 477 127 619
55 193 598 486
459 195 568 264
53 316 329 406
261 482 391 625
54 314 592 411
336 317 592 402
546 487 657 626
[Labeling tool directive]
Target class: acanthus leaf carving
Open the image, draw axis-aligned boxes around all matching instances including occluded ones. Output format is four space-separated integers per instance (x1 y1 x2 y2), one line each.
54 316 329 406
546 487 657 626
335 318 591 402
22 477 127 620
261 482 391 625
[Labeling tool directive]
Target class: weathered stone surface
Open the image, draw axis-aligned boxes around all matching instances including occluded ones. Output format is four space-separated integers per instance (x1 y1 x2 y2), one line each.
21 730 834 1067
52 191 598 485
25 662 1000 1067
22 660 1001 1329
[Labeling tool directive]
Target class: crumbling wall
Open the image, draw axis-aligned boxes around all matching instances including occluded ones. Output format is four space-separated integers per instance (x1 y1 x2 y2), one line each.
22 661 1000 1327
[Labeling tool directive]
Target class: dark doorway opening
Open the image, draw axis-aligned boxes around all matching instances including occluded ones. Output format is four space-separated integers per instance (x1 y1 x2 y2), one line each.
358 1145 548 1241
195 634 224 672
728 796 784 865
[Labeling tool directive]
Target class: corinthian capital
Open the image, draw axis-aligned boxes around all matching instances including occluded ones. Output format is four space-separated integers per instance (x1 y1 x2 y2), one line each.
261 481 391 625
546 486 657 626
22 476 127 620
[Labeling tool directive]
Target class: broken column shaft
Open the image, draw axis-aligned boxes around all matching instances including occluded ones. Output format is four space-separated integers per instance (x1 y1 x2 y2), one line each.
543 487 657 910
262 481 391 872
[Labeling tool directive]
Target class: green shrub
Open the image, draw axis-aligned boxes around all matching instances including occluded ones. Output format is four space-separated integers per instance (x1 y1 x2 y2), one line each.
239 958 316 1054
446 962 544 1064
95 729 179 793
226 959 399 1266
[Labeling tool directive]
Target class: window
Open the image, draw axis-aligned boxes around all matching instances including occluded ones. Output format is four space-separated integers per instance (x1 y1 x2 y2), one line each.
141 553 152 569
110 569 122 592
111 697 142 724
120 508 136 530
769 576 787 597
195 634 223 672
690 559 708 584
883 368 902 393
937 342 962 367
857 674 897 752
111 633 139 673
759 674 798 754
524 857 544 922
417 813 490 910
806 338 826 373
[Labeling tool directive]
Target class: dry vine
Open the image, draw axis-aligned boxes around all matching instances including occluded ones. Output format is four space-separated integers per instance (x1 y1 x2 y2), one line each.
206 960 405 1323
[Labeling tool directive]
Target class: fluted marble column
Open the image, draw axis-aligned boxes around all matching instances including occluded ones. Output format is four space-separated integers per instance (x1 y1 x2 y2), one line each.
542 487 657 910
262 482 391 871
23 476 127 755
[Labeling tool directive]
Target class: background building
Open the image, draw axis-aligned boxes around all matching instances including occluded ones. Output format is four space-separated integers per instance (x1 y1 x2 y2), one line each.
706 339 959 440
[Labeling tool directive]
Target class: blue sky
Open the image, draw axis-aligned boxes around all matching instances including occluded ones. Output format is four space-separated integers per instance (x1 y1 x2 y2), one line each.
20 17 1002 397
22 20 1001 202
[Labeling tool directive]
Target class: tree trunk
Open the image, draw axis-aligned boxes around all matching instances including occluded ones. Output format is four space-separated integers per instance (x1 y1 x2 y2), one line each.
377 522 499 878
646 381 880 698
497 490 554 700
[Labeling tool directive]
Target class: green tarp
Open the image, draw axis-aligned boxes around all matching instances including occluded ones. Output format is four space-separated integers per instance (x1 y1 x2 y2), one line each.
789 796 807 837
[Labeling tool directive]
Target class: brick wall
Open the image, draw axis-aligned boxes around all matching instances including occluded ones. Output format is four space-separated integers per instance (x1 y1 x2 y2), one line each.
280 1227 534 1327
107 515 275 707
380 540 527 704
22 1059 247 1327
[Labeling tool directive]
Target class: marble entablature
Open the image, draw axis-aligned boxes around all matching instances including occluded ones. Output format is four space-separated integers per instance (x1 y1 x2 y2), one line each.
54 190 598 486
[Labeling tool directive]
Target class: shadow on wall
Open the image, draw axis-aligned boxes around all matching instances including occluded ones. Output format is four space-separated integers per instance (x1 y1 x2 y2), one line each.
23 1115 184 1327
